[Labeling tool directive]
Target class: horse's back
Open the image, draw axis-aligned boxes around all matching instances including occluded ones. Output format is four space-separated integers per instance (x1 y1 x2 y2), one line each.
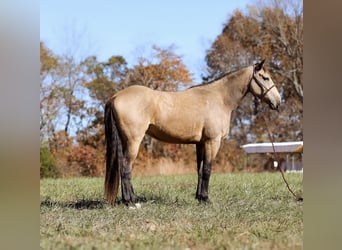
114 85 154 100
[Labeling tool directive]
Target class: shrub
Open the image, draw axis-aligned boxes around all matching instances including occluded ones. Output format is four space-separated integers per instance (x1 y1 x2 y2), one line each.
68 145 104 177
40 146 60 178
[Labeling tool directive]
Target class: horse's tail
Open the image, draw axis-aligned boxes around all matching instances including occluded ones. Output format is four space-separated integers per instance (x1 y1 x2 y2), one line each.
104 100 124 205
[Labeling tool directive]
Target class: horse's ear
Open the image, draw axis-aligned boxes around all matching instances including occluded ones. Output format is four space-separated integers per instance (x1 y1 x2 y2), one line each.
255 59 265 71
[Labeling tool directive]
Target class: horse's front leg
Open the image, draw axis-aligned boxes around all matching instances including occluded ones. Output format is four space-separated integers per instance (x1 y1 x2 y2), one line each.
198 159 212 203
195 143 204 200
196 138 221 203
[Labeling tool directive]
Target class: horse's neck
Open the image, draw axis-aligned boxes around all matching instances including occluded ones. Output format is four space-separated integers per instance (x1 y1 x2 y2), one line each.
217 66 253 109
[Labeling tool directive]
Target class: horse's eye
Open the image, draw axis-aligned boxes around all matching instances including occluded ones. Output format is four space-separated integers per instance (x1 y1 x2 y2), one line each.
259 74 269 81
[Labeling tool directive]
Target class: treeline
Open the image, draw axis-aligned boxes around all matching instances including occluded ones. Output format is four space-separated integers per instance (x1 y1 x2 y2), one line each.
40 0 303 178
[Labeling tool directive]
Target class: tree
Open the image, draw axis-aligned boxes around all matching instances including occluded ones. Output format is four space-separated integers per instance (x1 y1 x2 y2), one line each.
40 42 58 80
40 42 61 142
205 0 303 145
41 42 86 139
83 55 128 108
78 55 129 147
64 55 130 176
40 41 130 176
127 45 193 91
57 55 87 136
251 0 303 100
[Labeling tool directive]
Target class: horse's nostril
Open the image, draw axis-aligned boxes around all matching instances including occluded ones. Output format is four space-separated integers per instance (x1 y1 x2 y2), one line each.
270 102 279 111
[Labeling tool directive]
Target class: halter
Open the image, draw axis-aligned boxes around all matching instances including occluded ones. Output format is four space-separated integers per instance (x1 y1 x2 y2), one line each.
248 68 276 101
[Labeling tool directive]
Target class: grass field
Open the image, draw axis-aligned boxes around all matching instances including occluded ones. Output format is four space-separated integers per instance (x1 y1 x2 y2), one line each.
40 173 303 249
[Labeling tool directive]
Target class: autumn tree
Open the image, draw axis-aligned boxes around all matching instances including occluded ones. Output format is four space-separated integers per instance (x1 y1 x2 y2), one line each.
41 43 89 143
40 42 66 177
83 55 128 108
205 0 303 146
75 55 128 148
40 42 97 176
127 45 193 91
40 42 60 141
64 55 129 176
203 0 303 171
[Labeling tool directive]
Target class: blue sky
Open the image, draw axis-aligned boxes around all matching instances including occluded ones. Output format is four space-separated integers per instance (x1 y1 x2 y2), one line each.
40 0 252 82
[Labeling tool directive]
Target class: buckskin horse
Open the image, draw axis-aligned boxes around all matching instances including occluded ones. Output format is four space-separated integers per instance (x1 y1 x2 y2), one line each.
104 60 281 207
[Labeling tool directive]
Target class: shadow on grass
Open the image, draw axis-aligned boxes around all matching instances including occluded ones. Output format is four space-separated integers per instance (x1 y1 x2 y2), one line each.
135 194 196 207
40 194 195 210
40 199 106 210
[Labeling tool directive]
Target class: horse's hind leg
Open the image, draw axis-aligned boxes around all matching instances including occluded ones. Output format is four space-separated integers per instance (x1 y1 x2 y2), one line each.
120 138 142 207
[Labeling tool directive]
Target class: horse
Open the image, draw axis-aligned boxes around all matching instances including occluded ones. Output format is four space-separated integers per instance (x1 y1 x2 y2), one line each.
104 60 281 207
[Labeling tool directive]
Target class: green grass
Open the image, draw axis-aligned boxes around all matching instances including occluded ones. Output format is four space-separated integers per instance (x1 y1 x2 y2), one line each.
40 173 303 249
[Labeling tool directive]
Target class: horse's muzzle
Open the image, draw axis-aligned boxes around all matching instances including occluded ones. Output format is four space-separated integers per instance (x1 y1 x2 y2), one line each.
269 102 279 111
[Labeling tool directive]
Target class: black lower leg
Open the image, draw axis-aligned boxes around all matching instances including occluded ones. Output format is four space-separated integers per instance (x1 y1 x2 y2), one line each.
198 161 212 203
121 168 136 206
196 170 203 200
195 144 204 200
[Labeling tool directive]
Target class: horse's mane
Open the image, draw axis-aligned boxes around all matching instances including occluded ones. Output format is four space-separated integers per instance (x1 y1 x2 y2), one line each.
188 64 269 89
188 66 247 89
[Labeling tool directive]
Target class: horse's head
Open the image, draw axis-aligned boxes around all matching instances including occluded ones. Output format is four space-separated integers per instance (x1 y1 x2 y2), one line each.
249 60 281 110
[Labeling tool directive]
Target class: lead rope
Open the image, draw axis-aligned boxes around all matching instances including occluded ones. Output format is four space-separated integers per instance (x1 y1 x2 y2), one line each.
250 68 303 201
260 112 303 202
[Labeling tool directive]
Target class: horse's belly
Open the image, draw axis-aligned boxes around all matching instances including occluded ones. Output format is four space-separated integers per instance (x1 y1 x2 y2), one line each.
146 124 201 144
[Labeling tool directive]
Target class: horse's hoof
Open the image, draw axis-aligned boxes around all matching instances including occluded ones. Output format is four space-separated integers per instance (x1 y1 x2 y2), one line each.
197 196 211 204
199 200 211 205
128 203 142 209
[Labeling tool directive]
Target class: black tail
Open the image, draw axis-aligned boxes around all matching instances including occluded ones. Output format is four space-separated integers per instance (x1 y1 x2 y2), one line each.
104 100 125 205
